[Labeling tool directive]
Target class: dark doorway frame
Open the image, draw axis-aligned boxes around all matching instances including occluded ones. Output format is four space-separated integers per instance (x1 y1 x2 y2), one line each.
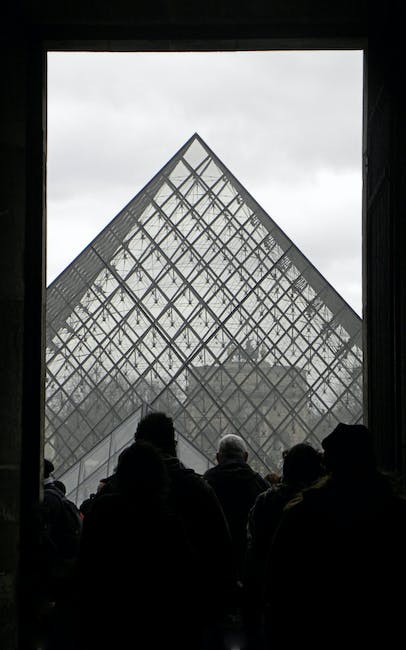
2 4 405 649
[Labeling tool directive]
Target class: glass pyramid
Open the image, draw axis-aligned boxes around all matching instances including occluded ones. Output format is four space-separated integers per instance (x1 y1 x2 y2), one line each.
46 134 362 501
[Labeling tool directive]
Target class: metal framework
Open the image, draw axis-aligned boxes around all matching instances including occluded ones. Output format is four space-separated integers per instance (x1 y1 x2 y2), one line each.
45 134 363 502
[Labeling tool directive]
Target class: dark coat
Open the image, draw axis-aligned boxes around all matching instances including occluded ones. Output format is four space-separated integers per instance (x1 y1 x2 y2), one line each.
204 460 269 580
78 450 236 650
41 483 82 597
78 491 199 650
266 472 406 648
164 456 236 618
244 482 302 610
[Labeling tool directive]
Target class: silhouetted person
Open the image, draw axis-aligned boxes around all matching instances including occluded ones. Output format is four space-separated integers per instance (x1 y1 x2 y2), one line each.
266 423 406 649
244 442 324 649
79 477 110 518
40 458 82 650
204 434 269 582
78 441 200 650
135 412 236 649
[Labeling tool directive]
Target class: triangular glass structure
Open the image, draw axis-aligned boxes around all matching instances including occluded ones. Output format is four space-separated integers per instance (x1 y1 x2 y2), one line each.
46 134 362 501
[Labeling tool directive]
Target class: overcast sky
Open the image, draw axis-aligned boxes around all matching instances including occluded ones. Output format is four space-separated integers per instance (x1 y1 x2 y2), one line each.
47 50 363 315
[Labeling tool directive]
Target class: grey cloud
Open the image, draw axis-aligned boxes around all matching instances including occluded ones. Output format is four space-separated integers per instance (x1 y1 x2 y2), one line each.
47 51 363 313
48 50 362 197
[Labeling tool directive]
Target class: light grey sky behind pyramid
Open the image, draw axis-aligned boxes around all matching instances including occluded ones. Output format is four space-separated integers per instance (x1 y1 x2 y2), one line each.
47 50 363 315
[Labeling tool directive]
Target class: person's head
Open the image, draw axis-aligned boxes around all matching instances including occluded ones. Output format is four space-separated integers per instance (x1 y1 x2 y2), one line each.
322 423 376 478
96 478 109 493
44 458 55 480
282 443 324 486
116 440 170 499
53 479 66 495
264 472 281 486
216 434 248 464
135 412 177 456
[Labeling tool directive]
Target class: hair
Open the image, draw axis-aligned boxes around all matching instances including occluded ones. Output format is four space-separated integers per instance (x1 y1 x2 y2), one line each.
264 472 281 486
53 479 67 495
116 440 170 500
217 434 247 461
135 412 176 456
322 423 377 476
44 458 55 479
282 443 324 486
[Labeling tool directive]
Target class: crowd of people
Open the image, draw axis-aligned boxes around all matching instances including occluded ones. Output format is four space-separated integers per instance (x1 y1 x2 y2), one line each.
36 417 406 650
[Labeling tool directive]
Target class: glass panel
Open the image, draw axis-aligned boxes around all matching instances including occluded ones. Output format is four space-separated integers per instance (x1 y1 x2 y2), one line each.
47 134 363 484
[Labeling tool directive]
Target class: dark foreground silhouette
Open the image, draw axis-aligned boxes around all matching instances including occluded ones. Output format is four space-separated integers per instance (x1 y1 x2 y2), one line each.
35 420 406 650
78 440 203 650
266 423 406 649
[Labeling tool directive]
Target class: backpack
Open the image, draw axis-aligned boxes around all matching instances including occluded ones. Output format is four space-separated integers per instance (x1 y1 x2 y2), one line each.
43 485 82 561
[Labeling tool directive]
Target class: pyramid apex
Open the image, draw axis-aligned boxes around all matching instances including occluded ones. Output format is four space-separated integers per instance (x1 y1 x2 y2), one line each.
184 132 205 146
